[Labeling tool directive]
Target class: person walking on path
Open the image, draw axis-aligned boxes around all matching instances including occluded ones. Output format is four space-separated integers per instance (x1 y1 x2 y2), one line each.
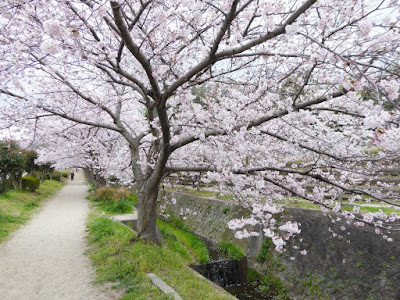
70 171 75 181
0 171 117 300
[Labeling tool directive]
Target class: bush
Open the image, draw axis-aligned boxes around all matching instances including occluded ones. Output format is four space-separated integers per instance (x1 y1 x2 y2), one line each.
93 187 137 214
0 141 26 192
94 186 124 203
51 170 69 181
48 171 58 180
21 176 40 192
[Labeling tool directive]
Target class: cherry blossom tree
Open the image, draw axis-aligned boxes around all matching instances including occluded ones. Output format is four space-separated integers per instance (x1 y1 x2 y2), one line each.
1 0 400 246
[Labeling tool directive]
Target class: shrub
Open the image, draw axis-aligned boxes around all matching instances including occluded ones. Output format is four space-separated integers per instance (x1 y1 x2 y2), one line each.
94 186 124 203
49 171 59 180
0 141 26 192
51 170 69 181
92 187 137 214
21 176 40 192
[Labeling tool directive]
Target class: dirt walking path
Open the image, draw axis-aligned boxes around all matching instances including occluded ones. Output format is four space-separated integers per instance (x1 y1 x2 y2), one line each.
0 171 117 300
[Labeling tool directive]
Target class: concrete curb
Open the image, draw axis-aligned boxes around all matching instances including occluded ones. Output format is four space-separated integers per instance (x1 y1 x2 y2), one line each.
147 273 183 300
111 213 237 299
109 211 138 229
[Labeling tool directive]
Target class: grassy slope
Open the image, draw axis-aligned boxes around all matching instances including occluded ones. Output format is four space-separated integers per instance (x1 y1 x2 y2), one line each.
0 180 65 243
87 199 234 299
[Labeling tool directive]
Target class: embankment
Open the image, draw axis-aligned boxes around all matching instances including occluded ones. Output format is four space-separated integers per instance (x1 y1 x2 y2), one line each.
159 190 400 299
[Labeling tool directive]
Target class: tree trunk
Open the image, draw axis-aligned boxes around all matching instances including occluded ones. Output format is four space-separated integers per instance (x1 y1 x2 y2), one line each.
0 175 6 193
136 185 164 243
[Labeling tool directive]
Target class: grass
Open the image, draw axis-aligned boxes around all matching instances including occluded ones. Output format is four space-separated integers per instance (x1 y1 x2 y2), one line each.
218 241 244 261
165 186 234 202
86 214 234 300
157 219 210 263
168 186 398 213
167 185 400 219
0 179 65 243
286 200 400 214
348 205 400 214
88 191 137 215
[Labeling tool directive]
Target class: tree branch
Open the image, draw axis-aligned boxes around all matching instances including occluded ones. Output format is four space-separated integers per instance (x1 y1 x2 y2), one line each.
171 88 348 152
0 88 123 132
110 1 162 100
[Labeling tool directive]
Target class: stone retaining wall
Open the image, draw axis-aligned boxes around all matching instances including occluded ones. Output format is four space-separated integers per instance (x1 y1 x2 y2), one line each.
159 190 400 300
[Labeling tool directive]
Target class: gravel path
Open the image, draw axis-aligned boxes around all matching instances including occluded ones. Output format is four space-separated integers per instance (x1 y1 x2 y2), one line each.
0 171 118 300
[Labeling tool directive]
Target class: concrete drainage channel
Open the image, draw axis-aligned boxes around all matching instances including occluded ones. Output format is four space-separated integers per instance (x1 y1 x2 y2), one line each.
110 212 237 300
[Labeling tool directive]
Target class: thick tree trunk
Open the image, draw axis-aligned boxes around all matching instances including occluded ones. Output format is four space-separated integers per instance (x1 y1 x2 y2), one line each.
136 185 164 243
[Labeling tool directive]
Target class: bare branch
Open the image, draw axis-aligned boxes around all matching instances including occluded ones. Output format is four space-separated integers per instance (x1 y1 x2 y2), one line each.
110 1 162 100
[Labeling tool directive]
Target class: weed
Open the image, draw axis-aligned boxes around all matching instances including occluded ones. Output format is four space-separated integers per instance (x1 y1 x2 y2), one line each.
247 268 260 282
257 237 274 263
329 267 339 279
259 273 289 299
166 216 192 232
157 219 209 263
218 241 244 261
302 274 325 299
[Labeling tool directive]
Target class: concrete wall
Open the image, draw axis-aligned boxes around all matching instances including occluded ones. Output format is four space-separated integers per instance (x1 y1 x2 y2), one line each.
159 191 400 300
159 190 253 252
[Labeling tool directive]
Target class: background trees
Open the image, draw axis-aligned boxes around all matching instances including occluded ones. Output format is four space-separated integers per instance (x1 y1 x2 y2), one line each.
0 141 26 192
0 0 399 246
0 141 42 192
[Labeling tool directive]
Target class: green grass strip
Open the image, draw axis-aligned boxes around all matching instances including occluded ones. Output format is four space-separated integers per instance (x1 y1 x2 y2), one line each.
86 215 233 300
157 219 210 264
0 179 65 243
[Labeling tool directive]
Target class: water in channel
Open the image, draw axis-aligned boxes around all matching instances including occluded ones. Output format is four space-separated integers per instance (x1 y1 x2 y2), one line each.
122 220 273 299
191 238 273 300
